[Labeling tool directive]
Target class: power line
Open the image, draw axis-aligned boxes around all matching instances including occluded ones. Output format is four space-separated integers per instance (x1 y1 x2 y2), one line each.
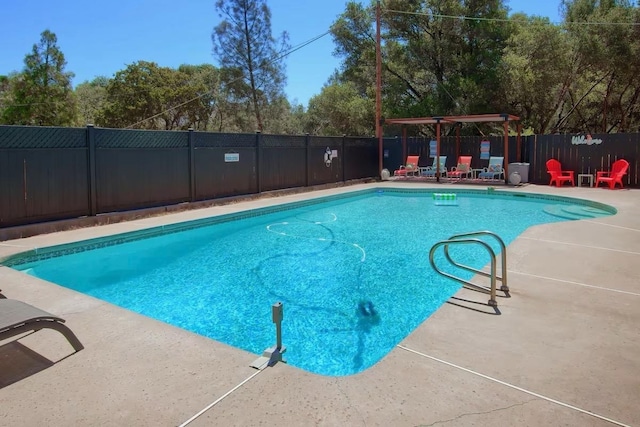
125 31 331 129
0 101 60 109
1 31 332 123
383 7 640 27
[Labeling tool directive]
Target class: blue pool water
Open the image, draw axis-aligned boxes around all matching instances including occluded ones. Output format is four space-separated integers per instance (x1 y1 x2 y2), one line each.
9 190 614 376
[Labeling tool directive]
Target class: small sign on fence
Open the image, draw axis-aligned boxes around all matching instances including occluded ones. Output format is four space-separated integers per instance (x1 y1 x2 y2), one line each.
224 153 240 162
480 140 490 159
571 135 603 145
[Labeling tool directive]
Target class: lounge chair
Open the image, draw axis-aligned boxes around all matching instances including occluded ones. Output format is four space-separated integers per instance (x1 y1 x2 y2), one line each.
447 156 473 180
0 299 84 352
595 159 629 189
394 155 420 178
546 159 575 187
420 156 447 178
478 156 504 181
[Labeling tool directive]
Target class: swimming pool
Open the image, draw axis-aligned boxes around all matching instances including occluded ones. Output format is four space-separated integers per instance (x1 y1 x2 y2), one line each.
5 189 615 376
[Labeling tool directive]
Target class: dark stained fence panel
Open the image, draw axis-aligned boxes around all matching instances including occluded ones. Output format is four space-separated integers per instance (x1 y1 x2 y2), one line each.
528 134 639 186
344 137 378 180
96 148 190 212
23 149 89 220
0 150 25 225
194 148 257 199
193 132 257 199
0 126 89 227
309 136 342 186
94 128 190 212
260 135 307 191
381 137 403 173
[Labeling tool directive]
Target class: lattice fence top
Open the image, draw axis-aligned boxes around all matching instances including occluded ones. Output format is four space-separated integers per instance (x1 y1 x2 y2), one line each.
0 125 86 149
262 134 306 148
345 137 376 147
95 128 188 149
310 135 343 147
194 132 257 148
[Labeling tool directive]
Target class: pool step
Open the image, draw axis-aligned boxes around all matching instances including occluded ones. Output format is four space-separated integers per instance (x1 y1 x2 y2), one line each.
543 204 611 220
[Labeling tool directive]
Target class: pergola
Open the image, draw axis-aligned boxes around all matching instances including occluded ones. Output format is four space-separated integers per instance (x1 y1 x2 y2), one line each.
383 113 521 183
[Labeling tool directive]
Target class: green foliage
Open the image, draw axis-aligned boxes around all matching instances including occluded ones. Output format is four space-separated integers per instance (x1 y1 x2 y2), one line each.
75 76 108 126
212 0 290 132
330 0 512 136
559 0 640 132
305 81 375 136
1 30 76 126
327 0 640 135
98 61 220 130
500 15 573 133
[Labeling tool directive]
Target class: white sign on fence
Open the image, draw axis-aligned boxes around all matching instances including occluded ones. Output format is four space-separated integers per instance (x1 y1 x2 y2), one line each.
224 153 240 162
571 135 603 145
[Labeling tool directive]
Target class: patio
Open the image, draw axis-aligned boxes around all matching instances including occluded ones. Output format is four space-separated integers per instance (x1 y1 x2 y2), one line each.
1 182 638 426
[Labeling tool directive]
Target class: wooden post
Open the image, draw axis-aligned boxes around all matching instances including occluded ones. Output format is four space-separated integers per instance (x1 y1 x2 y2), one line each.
188 128 195 202
375 1 383 176
436 121 442 182
503 121 509 183
87 124 97 216
402 126 407 164
305 133 310 187
517 123 522 162
456 124 461 161
256 131 262 193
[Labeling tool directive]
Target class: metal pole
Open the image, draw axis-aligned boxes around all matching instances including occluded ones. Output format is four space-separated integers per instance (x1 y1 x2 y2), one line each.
272 302 283 349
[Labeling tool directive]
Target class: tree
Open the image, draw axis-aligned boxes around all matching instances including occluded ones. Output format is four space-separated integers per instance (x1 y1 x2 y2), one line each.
305 80 375 136
211 0 290 132
499 15 575 133
0 74 15 113
330 0 512 136
1 30 76 126
559 0 640 133
98 61 227 130
75 76 109 126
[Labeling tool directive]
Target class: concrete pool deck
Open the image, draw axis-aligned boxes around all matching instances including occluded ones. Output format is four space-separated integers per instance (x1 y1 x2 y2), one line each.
0 182 638 426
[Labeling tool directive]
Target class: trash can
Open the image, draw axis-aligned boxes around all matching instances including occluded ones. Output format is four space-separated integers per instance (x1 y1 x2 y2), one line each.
508 162 530 183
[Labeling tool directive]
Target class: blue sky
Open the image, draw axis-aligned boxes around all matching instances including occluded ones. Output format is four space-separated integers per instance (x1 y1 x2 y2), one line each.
0 0 562 107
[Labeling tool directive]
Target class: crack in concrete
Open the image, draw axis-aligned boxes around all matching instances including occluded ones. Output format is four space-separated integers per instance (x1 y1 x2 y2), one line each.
417 398 538 427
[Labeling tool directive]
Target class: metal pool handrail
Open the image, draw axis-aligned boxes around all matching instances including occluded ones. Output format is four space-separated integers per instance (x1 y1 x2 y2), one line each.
443 230 509 294
429 238 499 307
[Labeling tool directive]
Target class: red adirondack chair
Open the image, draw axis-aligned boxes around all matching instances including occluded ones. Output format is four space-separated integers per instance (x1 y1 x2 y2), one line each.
595 159 629 189
546 159 575 187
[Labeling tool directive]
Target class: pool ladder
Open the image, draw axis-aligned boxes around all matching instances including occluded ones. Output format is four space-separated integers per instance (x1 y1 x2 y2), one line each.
429 231 509 307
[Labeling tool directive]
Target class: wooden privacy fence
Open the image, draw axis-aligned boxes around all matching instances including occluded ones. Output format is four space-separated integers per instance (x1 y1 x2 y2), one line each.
382 134 523 173
2 125 639 228
382 133 639 187
0 125 378 228
526 133 640 186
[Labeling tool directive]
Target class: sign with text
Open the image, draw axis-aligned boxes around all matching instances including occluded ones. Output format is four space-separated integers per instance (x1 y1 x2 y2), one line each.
224 153 240 162
571 135 603 145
